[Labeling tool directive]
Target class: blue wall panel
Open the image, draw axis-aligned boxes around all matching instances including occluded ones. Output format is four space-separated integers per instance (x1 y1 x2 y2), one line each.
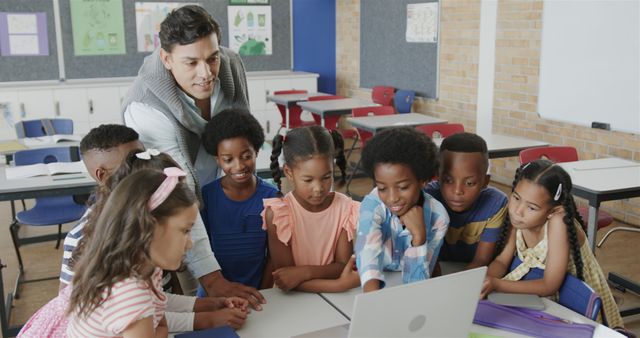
292 0 336 94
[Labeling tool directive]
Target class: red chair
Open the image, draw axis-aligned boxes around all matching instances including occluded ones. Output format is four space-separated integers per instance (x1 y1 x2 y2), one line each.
519 146 614 233
273 90 315 134
416 123 465 139
307 95 345 130
371 86 395 106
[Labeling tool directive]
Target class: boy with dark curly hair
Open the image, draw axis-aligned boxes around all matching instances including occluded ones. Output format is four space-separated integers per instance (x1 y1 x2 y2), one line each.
200 107 278 293
355 127 449 292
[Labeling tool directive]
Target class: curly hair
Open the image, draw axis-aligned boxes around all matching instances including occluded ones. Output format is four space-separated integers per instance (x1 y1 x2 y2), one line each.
494 159 586 280
68 169 196 318
270 126 343 192
361 127 439 182
79 124 139 155
202 107 265 156
160 5 221 52
69 151 180 271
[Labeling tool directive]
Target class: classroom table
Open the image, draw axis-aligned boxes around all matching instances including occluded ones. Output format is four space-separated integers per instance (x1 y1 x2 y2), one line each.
558 158 640 251
318 272 624 338
266 92 330 130
235 288 350 338
297 98 378 128
433 133 549 159
0 167 95 337
0 139 79 164
346 112 448 134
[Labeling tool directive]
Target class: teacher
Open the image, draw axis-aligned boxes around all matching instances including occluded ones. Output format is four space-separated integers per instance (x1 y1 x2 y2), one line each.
122 5 264 309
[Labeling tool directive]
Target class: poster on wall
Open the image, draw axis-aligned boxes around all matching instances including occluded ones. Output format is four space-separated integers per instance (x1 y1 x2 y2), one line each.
227 5 272 56
0 12 49 56
135 2 195 52
70 0 126 56
406 2 438 43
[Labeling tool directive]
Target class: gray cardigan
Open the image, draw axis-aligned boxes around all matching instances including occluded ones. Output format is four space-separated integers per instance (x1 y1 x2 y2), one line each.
121 46 250 192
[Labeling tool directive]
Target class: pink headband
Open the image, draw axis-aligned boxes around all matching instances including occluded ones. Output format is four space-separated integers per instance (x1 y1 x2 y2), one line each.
148 167 187 211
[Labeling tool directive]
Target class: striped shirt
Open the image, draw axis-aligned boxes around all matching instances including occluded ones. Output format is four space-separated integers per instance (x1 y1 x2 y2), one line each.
67 268 167 337
60 208 92 285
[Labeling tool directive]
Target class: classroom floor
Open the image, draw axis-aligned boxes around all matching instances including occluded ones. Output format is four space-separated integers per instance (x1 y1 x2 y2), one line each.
1 171 639 337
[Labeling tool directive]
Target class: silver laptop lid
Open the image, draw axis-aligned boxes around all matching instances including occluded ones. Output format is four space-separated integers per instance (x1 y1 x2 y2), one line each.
348 267 487 338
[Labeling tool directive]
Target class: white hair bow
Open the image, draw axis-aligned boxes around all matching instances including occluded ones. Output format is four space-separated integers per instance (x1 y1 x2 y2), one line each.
135 148 160 160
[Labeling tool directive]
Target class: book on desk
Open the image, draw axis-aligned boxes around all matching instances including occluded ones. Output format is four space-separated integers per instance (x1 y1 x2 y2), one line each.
5 161 87 180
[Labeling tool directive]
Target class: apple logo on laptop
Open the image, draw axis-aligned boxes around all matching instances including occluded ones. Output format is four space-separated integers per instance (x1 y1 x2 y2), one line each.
408 314 427 332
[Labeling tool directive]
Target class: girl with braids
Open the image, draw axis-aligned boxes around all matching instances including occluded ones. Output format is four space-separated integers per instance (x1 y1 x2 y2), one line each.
481 159 623 328
261 126 361 292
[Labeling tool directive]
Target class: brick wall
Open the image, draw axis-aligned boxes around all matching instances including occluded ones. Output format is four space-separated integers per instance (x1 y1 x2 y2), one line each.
335 0 640 226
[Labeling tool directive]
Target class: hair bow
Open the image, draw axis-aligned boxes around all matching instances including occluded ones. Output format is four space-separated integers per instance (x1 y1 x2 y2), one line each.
148 167 187 211
136 148 160 160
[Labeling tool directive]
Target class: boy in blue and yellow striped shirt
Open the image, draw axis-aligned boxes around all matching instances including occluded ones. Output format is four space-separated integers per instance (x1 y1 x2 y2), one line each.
425 133 507 270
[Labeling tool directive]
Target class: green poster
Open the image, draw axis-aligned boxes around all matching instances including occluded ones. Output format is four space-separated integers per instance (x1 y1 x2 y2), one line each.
70 0 126 56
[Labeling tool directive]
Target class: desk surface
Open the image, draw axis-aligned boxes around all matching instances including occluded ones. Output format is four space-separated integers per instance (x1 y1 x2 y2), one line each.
297 98 377 116
236 288 349 338
0 167 95 201
319 272 622 338
434 133 549 159
558 158 640 195
0 140 79 156
266 92 330 106
347 113 448 133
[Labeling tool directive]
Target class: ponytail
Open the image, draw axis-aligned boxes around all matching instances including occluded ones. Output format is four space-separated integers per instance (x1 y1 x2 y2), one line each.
330 130 346 185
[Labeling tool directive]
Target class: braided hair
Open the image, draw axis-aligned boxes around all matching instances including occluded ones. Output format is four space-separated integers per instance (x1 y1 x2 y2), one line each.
495 159 585 280
270 126 338 193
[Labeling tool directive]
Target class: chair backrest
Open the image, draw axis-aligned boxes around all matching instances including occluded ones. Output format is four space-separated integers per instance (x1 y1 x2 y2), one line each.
14 146 80 166
393 89 415 114
43 118 74 135
416 123 465 139
308 95 344 101
519 146 579 165
508 256 604 323
352 106 396 118
371 86 395 106
14 119 47 138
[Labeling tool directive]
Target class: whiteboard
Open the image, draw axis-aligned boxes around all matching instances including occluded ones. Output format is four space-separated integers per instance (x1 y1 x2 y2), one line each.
538 0 640 134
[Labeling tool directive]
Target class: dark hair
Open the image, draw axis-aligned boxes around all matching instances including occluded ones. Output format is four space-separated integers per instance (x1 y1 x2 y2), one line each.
69 151 180 270
495 159 586 280
202 107 264 156
361 127 439 182
69 169 196 318
160 5 221 52
439 132 489 172
80 124 139 155
270 126 345 191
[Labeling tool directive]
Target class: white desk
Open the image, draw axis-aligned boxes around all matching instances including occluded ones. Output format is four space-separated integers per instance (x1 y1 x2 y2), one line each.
318 272 623 338
0 167 95 202
297 98 378 128
266 92 330 130
346 113 448 134
236 288 349 338
434 133 549 159
558 158 640 251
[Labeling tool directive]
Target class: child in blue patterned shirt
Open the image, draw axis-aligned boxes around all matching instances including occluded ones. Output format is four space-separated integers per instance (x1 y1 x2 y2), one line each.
355 127 449 293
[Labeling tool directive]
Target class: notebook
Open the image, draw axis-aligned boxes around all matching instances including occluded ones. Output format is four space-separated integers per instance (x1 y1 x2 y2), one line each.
296 267 487 338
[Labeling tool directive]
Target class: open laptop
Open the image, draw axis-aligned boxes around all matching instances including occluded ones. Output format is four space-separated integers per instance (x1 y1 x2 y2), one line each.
296 267 486 338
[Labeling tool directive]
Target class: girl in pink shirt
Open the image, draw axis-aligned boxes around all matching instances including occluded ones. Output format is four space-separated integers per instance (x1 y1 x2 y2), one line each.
262 126 361 293
66 168 247 337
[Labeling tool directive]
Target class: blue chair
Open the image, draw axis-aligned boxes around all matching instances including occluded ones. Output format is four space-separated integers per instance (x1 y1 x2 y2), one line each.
10 146 87 291
393 89 415 114
14 120 47 138
508 256 604 323
43 118 74 135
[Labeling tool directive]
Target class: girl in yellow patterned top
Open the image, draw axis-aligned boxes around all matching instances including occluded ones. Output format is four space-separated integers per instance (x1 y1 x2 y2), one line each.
480 159 623 329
